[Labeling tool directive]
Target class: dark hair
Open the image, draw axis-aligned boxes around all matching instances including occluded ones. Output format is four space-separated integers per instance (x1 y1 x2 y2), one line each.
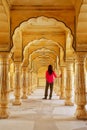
48 65 53 75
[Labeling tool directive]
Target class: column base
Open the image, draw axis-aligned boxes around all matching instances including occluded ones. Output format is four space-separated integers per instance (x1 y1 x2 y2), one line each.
27 92 31 95
21 95 28 99
12 100 22 105
0 109 9 119
65 101 74 106
75 105 87 119
75 115 87 120
59 96 65 100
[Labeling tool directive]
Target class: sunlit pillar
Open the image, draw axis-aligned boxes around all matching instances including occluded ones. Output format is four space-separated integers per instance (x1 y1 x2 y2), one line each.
84 58 87 93
21 67 28 99
27 70 32 95
54 79 59 96
74 53 87 119
13 62 21 105
55 67 61 96
26 67 29 95
65 60 74 106
30 70 33 93
9 62 14 91
60 66 66 99
0 53 9 118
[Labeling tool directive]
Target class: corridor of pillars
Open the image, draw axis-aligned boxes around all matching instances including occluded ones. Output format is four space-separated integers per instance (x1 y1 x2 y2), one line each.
0 52 87 119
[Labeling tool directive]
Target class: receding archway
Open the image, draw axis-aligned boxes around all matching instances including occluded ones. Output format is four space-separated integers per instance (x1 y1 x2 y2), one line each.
10 16 75 116
22 38 63 67
11 16 74 62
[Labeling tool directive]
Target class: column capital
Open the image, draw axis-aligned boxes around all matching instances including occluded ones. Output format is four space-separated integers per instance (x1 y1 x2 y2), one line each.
66 57 74 63
0 52 9 57
60 62 66 67
15 61 22 65
22 66 27 72
75 52 87 62
0 52 10 63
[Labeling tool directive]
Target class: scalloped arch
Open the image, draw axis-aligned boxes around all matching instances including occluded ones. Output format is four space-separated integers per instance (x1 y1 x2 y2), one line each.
12 16 73 61
23 38 62 66
23 47 58 67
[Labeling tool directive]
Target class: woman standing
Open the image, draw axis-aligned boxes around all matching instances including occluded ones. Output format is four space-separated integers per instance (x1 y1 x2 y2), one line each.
43 65 61 100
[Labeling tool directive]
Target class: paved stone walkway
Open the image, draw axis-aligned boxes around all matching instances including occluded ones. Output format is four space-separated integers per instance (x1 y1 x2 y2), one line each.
0 89 87 130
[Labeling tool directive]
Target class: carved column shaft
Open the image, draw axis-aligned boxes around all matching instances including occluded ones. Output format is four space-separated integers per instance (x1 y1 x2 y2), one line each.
55 67 61 96
27 70 32 95
60 66 66 99
75 53 86 119
65 60 74 106
26 68 29 95
9 63 14 91
27 71 31 95
0 53 9 118
55 79 60 96
13 63 21 105
21 67 28 99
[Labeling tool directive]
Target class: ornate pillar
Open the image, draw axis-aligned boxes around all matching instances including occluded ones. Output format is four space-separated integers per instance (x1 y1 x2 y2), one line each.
27 70 32 95
65 60 74 106
55 80 60 96
55 67 61 96
60 66 66 99
21 67 28 99
26 67 29 95
0 53 9 118
74 52 87 119
9 62 14 91
13 62 21 105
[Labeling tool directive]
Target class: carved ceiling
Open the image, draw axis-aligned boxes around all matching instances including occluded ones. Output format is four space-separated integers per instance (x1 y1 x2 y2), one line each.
7 0 75 7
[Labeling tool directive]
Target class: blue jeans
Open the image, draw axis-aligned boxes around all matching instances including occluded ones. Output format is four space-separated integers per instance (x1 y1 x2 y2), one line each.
44 81 53 98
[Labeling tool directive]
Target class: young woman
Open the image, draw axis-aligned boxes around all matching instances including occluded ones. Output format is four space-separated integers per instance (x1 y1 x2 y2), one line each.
43 65 62 100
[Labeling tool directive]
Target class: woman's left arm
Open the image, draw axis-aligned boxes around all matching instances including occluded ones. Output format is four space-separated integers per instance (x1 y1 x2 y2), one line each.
53 72 62 78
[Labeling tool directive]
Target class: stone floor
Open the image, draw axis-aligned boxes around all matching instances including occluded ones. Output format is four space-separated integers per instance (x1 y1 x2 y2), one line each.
0 88 87 130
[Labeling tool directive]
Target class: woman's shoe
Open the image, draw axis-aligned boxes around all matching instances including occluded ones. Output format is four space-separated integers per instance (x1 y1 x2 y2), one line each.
49 97 51 100
42 97 47 99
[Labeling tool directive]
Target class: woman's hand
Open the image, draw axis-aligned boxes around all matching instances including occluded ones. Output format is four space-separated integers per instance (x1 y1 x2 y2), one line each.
58 74 62 78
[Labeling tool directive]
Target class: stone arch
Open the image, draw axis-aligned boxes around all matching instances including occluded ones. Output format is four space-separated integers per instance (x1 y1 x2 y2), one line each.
27 47 58 70
11 16 73 61
22 38 63 67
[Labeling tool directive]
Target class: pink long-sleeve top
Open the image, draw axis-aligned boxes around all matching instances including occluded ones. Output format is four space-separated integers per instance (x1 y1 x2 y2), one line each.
46 71 57 83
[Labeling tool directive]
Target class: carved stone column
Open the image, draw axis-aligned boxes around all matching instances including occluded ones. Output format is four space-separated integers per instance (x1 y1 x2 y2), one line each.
55 67 61 96
65 60 74 106
0 53 9 118
26 67 29 95
13 62 21 105
27 70 32 95
60 66 66 99
55 79 60 96
21 67 28 99
74 52 87 119
9 63 14 91
30 70 33 93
